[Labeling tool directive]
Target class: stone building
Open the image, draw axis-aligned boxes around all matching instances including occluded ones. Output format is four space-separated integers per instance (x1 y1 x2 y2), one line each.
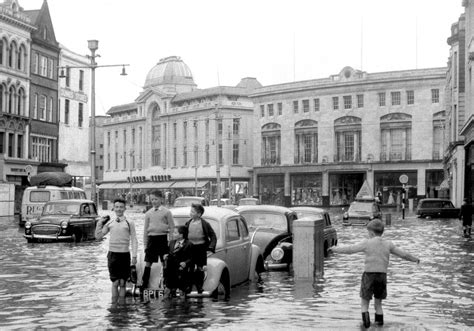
251 66 446 207
100 56 260 204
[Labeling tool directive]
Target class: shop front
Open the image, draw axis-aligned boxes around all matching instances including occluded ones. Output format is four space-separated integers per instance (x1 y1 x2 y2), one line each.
426 169 447 199
374 170 417 206
329 172 365 205
258 175 284 206
291 173 322 206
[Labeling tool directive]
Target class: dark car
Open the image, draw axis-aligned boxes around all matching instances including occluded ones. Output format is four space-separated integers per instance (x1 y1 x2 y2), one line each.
24 199 99 243
342 199 382 226
416 198 460 218
235 205 297 270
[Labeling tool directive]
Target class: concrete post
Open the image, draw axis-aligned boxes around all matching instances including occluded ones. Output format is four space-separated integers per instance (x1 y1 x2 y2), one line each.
293 216 324 279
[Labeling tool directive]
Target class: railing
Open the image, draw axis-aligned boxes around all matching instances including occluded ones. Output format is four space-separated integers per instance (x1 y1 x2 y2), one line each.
294 155 318 164
261 157 280 165
333 154 361 163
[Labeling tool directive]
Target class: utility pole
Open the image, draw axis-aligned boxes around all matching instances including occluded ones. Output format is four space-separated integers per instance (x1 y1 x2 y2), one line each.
228 125 232 203
215 104 221 207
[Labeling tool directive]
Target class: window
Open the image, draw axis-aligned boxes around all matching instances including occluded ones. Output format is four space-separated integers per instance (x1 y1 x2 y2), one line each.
33 53 39 74
334 116 362 162
260 105 265 117
8 133 13 157
78 103 83 127
343 96 352 109
218 119 223 136
65 67 70 87
391 92 401 106
277 102 282 115
17 134 22 158
205 144 210 165
48 58 53 78
380 113 412 161
406 90 414 105
357 94 364 108
8 44 13 67
183 146 187 166
303 99 309 113
17 47 23 70
173 147 177 167
268 104 274 116
205 119 209 141
107 131 111 148
294 120 318 164
65 99 70 124
79 70 84 91
293 100 299 113
0 41 3 65
226 220 240 242
314 98 320 111
332 97 339 110
31 135 54 162
39 95 46 120
233 118 240 135
378 92 386 106
0 132 3 153
261 123 281 165
431 89 439 103
233 143 239 164
40 56 47 76
183 121 187 140
173 122 177 140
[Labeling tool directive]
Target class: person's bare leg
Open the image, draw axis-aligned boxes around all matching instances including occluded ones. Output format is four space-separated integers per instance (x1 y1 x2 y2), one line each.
111 280 119 302
374 299 384 325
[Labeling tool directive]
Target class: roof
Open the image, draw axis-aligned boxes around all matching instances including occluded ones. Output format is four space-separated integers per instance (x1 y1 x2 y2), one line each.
171 86 252 103
235 204 294 214
23 9 39 23
106 102 138 115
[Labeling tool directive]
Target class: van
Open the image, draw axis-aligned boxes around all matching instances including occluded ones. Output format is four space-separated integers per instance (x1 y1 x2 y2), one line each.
20 186 87 226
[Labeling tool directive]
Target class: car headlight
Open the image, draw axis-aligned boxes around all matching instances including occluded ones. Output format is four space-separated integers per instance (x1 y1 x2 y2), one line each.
271 247 284 261
60 221 68 229
343 212 348 219
25 221 31 229
370 216 375 220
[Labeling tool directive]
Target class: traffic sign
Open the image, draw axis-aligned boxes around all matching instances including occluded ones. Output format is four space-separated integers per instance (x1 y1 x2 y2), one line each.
399 174 408 184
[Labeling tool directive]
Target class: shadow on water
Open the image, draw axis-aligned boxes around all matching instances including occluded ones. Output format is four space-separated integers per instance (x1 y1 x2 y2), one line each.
0 211 473 329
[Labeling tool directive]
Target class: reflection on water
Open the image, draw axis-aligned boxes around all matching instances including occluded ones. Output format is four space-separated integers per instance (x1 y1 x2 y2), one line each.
0 211 473 329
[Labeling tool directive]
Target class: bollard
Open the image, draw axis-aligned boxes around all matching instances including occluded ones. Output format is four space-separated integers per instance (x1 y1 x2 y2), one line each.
385 213 391 226
293 216 324 279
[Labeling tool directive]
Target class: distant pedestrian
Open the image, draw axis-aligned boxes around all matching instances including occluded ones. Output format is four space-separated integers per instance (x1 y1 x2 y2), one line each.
141 190 174 290
329 219 420 328
185 203 217 294
95 198 138 302
459 198 472 238
163 225 194 297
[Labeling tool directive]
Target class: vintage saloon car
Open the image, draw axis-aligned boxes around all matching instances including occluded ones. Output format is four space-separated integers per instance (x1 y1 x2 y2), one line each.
24 200 99 243
342 199 382 226
235 205 297 270
416 198 460 219
137 206 264 299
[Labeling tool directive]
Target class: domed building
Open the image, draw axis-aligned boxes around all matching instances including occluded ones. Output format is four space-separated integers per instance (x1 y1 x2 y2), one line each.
100 56 261 205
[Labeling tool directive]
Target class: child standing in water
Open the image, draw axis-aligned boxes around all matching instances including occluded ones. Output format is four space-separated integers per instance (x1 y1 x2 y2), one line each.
329 219 420 328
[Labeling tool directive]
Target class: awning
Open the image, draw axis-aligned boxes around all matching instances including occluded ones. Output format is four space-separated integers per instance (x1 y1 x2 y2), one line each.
171 181 209 189
132 181 175 189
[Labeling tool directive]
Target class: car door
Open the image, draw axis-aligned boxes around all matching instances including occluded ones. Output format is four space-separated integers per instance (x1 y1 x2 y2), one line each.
224 217 248 285
441 201 458 218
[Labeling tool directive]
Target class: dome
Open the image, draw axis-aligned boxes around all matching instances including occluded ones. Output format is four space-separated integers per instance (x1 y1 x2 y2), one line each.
144 56 196 88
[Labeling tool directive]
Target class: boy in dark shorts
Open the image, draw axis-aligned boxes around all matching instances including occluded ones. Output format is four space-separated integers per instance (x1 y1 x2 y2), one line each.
95 198 138 302
329 219 420 328
141 191 174 290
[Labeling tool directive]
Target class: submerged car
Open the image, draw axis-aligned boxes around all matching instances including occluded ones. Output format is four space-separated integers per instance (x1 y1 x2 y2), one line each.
24 199 99 243
235 205 297 270
416 198 460 218
291 206 338 256
173 196 209 207
342 199 382 226
138 206 264 299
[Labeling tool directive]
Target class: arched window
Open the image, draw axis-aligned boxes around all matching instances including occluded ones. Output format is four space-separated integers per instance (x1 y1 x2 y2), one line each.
0 40 3 65
261 123 281 165
17 88 24 116
294 119 318 164
152 103 160 118
0 85 3 112
380 113 412 161
8 42 16 68
8 86 15 113
334 116 362 162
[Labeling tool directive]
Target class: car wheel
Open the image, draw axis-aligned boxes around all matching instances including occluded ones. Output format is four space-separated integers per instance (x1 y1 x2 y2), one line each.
72 229 83 242
27 238 34 243
211 269 230 300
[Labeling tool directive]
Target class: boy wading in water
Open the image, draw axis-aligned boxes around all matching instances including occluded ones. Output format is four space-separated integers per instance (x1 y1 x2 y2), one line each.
329 219 420 328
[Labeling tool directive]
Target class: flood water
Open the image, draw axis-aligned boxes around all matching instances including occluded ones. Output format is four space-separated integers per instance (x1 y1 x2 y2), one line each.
0 209 473 330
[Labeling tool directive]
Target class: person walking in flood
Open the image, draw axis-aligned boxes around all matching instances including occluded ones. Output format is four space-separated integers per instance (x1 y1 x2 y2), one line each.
459 198 473 238
329 219 420 328
185 203 217 294
95 198 138 303
141 190 174 290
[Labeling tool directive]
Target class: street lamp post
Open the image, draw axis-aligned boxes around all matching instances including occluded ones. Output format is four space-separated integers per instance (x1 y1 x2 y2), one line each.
59 40 129 206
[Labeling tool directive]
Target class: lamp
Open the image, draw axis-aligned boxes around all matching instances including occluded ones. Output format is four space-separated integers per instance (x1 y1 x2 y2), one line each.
121 65 127 76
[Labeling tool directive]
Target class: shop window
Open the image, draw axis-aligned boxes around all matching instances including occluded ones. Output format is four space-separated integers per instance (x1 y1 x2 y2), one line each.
259 175 284 205
329 173 364 205
380 113 412 161
291 174 322 206
294 120 318 164
261 123 281 165
334 116 361 162
374 171 417 205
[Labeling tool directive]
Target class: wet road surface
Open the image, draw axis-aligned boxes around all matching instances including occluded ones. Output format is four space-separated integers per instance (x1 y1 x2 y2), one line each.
0 209 472 329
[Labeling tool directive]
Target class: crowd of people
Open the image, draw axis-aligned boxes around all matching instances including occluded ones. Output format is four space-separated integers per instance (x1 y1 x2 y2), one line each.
95 190 216 302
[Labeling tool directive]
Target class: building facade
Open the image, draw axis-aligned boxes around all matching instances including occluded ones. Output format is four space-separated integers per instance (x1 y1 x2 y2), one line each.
101 56 259 204
58 44 90 189
0 0 35 213
251 66 446 207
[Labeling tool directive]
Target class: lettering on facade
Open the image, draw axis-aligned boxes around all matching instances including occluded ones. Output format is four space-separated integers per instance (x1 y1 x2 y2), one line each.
11 168 26 173
60 89 88 103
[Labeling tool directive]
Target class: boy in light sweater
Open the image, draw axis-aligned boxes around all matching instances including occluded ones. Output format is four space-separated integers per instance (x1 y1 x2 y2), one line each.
329 219 420 328
95 198 138 302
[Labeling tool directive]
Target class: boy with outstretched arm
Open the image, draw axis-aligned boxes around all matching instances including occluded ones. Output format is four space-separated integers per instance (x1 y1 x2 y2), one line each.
329 219 420 328
95 198 138 302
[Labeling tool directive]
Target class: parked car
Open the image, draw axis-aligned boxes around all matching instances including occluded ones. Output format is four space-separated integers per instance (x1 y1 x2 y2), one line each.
210 198 232 206
139 206 264 299
416 198 460 218
173 196 209 208
342 199 382 226
291 206 338 256
235 205 297 270
24 200 99 243
238 198 260 206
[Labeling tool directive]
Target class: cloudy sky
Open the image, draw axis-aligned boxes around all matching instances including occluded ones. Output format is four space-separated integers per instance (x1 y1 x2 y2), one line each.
21 0 462 115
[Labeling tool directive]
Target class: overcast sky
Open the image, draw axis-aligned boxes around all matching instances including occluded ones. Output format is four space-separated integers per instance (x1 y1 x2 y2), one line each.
21 0 463 116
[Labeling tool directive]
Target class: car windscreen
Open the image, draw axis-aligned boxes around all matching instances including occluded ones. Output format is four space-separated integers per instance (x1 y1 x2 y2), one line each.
172 216 220 241
295 211 323 219
420 201 443 208
348 202 373 213
173 199 194 207
30 191 51 202
43 203 79 215
240 212 288 231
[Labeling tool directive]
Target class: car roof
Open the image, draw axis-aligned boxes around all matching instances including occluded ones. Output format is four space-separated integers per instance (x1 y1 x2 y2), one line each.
291 206 326 213
235 204 294 213
239 198 258 201
419 198 451 202
171 206 239 219
46 199 94 204
176 196 204 200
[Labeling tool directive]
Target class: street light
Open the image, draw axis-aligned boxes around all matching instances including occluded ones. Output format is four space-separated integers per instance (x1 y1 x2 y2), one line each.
59 40 129 205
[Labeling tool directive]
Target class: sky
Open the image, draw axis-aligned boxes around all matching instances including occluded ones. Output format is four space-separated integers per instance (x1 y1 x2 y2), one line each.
20 0 463 116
